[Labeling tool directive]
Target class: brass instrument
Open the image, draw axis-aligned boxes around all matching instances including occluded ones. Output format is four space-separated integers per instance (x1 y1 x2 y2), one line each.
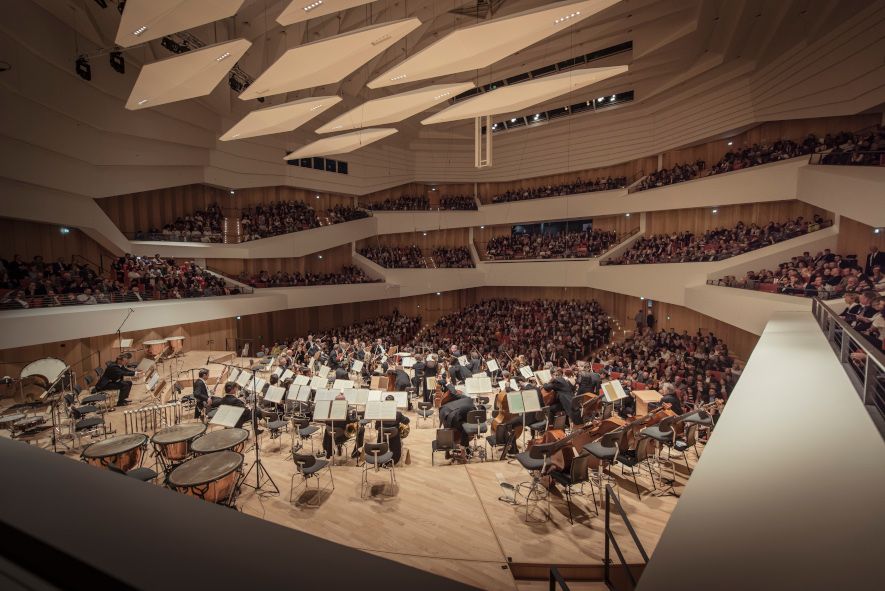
345 420 359 438
398 423 410 439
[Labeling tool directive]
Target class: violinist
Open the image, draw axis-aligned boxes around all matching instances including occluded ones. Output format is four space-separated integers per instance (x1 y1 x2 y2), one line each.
576 361 601 396
658 382 684 414
447 356 471 383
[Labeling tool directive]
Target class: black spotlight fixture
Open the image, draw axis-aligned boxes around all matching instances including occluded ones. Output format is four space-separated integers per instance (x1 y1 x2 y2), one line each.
109 51 124 74
93 0 108 8
75 55 91 81
117 0 126 14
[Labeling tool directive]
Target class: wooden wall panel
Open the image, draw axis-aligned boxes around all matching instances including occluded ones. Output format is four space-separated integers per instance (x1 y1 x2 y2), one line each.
836 216 885 259
644 201 832 236
206 245 355 280
96 184 229 236
0 218 115 270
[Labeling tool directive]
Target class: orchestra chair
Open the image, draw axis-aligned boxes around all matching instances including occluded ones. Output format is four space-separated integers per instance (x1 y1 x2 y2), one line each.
416 401 435 427
670 423 700 469
681 410 714 449
63 394 106 447
528 406 553 436
550 452 597 524
291 416 319 454
486 423 513 460
361 441 396 499
639 416 682 497
258 409 289 453
431 429 457 466
107 462 158 483
514 440 559 523
462 409 488 462
76 382 109 411
291 452 334 508
583 428 625 499
615 436 658 500
331 426 356 462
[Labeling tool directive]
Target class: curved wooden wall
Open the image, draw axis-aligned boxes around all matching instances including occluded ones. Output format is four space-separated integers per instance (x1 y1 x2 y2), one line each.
0 218 114 270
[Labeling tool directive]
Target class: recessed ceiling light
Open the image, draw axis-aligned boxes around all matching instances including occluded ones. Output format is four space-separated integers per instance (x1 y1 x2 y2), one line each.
554 11 580 24
216 52 231 62
310 104 324 111
625 213 631 217
133 25 148 36
511 118 517 122
597 97 604 102
303 0 323 11
232 133 240 138
610 94 616 99
436 292 441 296
727 141 733 146
230 190 235 194
137 98 149 105
390 74 407 81
371 34 392 46
422 232 427 236
318 254 323 259
433 91 451 100
480 225 485 229
712 208 718 214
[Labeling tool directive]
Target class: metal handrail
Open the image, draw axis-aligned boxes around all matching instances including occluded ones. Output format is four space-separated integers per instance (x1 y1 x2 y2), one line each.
705 279 845 300
604 484 649 590
810 298 885 436
548 567 571 591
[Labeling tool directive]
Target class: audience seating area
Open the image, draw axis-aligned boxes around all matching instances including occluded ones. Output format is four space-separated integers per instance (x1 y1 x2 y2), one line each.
0 254 242 309
485 229 619 260
326 205 370 224
362 195 430 211
817 126 884 166
635 161 705 191
358 245 474 269
430 247 474 268
236 266 379 288
604 217 831 265
240 201 320 241
133 204 224 242
491 176 627 204
438 195 478 210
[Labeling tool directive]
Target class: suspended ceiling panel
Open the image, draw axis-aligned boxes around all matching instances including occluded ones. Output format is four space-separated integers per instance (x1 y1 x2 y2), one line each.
115 0 246 48
284 128 398 159
125 39 251 110
240 18 422 100
315 82 475 134
421 65 628 124
277 0 381 26
367 0 622 89
220 96 342 141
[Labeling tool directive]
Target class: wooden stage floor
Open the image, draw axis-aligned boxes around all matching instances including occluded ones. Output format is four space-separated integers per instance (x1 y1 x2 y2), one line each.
1 350 692 590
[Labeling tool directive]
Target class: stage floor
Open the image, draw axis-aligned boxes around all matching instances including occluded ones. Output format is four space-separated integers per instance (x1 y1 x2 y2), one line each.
1 350 692 590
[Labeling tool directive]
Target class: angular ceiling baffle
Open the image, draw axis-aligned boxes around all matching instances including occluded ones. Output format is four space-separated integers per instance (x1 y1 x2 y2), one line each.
125 39 252 110
367 0 622 89
116 0 247 47
421 66 628 125
283 128 398 160
240 18 422 100
276 0 382 26
220 96 342 141
315 82 475 134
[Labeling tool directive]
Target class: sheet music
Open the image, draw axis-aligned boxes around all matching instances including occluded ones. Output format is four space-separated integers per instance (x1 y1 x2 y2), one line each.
498 380 507 392
519 366 534 379
330 400 348 421
509 378 519 391
486 359 499 373
393 391 408 409
228 368 241 384
522 389 542 413
403 357 416 368
210 405 245 428
273 367 284 377
427 377 437 391
250 377 266 393
295 385 311 403
146 372 159 391
506 391 525 414
236 372 251 388
313 400 332 421
317 365 331 379
472 372 487 378
264 385 285 403
293 374 309 385
466 376 492 395
314 389 337 402
534 369 552 383
351 360 364 373
332 379 354 391
602 380 628 403
364 400 382 420
309 376 327 390
284 384 301 401
380 399 397 420
458 355 468 366
368 390 384 402
343 389 369 405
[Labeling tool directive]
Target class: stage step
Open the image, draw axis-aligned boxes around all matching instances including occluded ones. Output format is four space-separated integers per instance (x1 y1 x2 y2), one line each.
508 561 645 587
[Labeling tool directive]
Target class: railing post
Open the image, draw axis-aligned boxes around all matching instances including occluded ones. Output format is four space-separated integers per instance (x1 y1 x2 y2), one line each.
604 486 610 584
863 357 875 406
839 328 851 363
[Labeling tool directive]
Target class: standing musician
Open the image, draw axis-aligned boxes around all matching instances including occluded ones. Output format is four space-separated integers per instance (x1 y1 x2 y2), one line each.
392 365 411 391
192 368 214 419
418 354 438 402
96 354 139 407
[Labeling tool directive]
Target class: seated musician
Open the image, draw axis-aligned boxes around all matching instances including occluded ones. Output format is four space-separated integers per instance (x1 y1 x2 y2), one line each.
218 382 252 429
192 368 218 419
658 382 684 414
447 357 471 383
439 388 475 449
377 394 410 463
322 394 365 459
96 354 137 407
420 354 438 402
542 371 580 426
393 365 411 391
576 361 602 396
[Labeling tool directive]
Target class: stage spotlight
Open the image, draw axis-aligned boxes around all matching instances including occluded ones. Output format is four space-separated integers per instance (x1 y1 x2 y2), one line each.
94 0 108 8
75 56 91 81
109 51 124 74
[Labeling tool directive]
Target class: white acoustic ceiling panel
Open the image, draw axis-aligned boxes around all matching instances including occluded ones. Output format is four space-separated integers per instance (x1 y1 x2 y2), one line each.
315 82 475 134
126 39 251 110
220 96 342 141
421 66 628 125
240 18 421 100
367 0 621 89
116 0 246 48
284 128 398 159
277 0 381 26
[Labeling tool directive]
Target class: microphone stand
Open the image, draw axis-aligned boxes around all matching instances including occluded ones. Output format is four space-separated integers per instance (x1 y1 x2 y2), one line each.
207 357 279 496
115 308 135 358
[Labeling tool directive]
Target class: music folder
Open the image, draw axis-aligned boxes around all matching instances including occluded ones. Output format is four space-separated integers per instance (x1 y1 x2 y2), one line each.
317 365 331 379
534 369 552 384
506 390 542 414
314 400 348 421
602 380 628 403
332 379 354 391
519 366 534 379
351 360 364 373
466 376 492 395
486 359 499 373
293 374 309 386
264 385 285 403
211 405 245 428
365 400 396 421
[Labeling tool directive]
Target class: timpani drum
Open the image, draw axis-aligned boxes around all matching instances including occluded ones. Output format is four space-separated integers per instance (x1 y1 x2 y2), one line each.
166 336 185 354
82 433 148 472
190 428 248 456
144 339 167 358
151 423 206 465
167 451 243 504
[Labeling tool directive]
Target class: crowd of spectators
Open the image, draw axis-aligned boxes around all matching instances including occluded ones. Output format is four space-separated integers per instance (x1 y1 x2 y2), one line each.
486 229 619 260
134 204 224 242
327 205 370 224
708 136 823 176
240 201 320 241
431 247 474 268
592 328 741 409
417 298 612 364
362 195 430 211
712 246 885 298
491 176 627 204
635 161 704 191
439 195 478 210
358 245 425 268
0 253 239 309
239 266 379 288
605 216 829 265
819 126 885 166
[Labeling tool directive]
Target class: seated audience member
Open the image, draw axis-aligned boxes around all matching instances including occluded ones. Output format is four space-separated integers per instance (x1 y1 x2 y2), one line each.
362 195 430 211
485 229 618 260
491 176 627 203
358 245 425 268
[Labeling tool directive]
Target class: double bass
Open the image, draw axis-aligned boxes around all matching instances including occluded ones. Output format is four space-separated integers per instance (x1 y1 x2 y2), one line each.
489 388 524 445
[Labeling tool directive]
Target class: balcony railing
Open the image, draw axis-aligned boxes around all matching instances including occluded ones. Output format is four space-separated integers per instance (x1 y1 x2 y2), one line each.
129 231 224 243
811 298 885 436
705 279 844 300
808 151 885 166
0 286 253 311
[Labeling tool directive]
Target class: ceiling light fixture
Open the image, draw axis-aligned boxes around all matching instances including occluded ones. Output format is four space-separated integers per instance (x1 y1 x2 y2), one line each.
303 0 323 11
554 11 581 24
625 213 631 217
433 91 451 100
597 96 605 102
318 254 324 259
712 208 718 214
137 98 149 105
727 141 733 146
216 52 231 62
511 118 517 122
230 190 235 194
310 104 324 111
390 74 407 81
133 25 148 36
371 34 392 46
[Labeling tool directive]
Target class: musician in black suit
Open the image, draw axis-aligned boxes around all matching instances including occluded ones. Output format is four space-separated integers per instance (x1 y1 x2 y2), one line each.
543 374 579 426
864 246 885 276
96 355 136 407
419 355 438 402
378 395 411 463
192 368 215 419
576 363 602 396
393 366 411 391
439 391 475 446
447 357 471 383
218 382 251 428
466 352 482 374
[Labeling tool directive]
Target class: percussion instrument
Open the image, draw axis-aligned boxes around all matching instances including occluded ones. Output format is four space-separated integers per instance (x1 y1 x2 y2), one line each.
12 415 46 434
190 428 248 455
144 340 168 358
82 433 148 472
166 336 185 354
151 423 206 466
167 451 243 505
0 413 26 430
21 357 68 385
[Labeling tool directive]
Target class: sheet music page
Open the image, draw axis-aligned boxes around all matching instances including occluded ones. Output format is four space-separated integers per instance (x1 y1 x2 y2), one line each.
534 369 552 383
393 391 408 408
318 365 331 379
211 405 245 428
309 376 327 389
332 379 354 391
368 390 383 402
403 357 416 368
147 372 159 391
509 378 519 391
380 400 397 420
497 380 507 391
264 385 285 403
293 374 308 385
343 388 359 404
522 390 542 413
285 384 301 401
296 386 311 402
281 369 294 382
602 380 628 403
273 367 284 377
458 355 468 366
364 400 382 420
314 389 336 402
356 389 370 405
472 372 487 378
507 391 525 414
313 400 331 421
253 377 266 393
486 359 499 373
466 376 492 394
330 400 348 421
351 360 364 373
519 366 534 379
228 368 240 384
236 372 251 388
427 377 437 391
